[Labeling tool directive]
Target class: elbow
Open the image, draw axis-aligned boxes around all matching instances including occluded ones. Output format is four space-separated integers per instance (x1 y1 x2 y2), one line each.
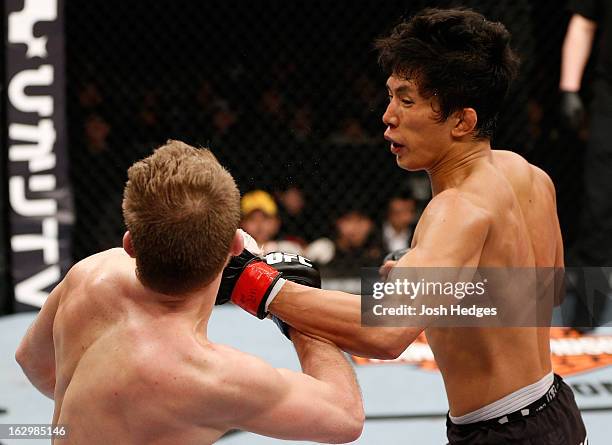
323 393 364 444
378 347 403 360
348 406 366 442
386 337 412 359
342 391 365 443
364 330 411 360
332 409 364 444
374 340 406 360
15 343 28 369
14 343 36 379
336 425 363 444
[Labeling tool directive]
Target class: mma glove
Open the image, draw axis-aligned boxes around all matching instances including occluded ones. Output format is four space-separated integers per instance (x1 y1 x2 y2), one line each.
215 230 285 318
217 231 321 325
265 252 321 339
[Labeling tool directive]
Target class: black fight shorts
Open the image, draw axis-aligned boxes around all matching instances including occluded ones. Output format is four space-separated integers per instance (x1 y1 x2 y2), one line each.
446 374 587 445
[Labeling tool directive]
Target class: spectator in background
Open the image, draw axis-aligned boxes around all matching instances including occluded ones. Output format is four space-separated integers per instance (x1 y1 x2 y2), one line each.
350 72 388 137
84 113 111 154
196 79 217 115
78 82 104 111
275 185 316 245
381 191 416 254
289 105 314 143
210 100 239 147
259 86 288 130
194 80 226 140
240 190 302 254
328 116 377 146
135 89 164 145
559 0 612 328
327 208 383 272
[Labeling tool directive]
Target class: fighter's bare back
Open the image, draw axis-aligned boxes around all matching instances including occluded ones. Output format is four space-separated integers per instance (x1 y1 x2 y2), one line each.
50 250 236 444
44 248 363 444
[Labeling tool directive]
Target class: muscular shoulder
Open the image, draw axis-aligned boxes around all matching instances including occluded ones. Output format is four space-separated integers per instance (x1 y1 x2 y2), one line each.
410 190 491 266
529 164 556 199
63 249 132 294
68 248 129 278
422 190 491 228
493 150 554 193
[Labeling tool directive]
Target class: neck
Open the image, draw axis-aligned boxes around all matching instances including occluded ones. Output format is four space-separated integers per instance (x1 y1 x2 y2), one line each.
154 288 216 332
134 271 221 339
427 139 491 196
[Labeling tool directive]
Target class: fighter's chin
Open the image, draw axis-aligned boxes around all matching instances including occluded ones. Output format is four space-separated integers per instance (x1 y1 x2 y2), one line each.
395 153 423 171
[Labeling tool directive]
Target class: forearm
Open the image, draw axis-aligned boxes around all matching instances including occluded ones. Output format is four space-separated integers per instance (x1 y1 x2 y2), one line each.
291 328 365 443
290 330 362 417
560 14 596 91
270 282 416 359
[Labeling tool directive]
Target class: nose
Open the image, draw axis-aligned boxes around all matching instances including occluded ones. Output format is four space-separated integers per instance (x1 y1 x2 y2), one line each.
382 101 398 128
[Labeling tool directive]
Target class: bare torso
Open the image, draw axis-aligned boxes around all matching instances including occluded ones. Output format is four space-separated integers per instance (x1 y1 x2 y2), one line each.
415 150 561 416
51 250 233 444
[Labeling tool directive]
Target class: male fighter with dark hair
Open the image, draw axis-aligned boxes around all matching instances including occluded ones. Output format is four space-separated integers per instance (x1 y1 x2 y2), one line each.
220 9 588 444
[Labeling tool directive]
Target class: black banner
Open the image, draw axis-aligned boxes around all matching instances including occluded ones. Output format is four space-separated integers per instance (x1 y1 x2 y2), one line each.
5 0 71 309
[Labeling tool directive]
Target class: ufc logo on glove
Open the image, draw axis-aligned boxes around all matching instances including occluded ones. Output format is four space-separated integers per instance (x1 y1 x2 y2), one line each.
265 253 313 268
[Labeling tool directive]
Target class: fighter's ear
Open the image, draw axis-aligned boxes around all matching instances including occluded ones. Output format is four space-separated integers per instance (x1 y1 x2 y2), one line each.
123 231 136 258
451 108 478 138
229 230 245 257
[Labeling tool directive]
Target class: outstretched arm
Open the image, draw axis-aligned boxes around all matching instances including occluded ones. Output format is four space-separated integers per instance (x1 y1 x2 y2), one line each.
269 192 490 359
269 281 421 359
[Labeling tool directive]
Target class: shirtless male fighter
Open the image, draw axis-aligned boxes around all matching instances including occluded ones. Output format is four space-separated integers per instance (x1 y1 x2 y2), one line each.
15 140 364 444
218 9 588 444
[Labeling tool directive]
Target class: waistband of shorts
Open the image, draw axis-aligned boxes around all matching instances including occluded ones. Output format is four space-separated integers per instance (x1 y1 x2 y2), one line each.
447 374 562 429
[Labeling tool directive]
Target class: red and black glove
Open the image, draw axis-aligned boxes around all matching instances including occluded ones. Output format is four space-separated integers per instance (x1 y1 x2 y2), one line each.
216 236 320 322
216 247 286 319
264 252 321 338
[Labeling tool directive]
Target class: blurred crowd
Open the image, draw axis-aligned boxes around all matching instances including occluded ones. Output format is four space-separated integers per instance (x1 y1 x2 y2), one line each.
238 188 417 275
66 0 604 277
70 69 429 271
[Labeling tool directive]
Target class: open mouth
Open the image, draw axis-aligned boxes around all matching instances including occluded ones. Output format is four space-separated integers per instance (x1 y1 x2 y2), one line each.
385 133 405 154
390 141 405 154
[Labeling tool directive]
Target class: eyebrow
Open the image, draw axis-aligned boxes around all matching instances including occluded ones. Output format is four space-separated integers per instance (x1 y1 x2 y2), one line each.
386 84 414 95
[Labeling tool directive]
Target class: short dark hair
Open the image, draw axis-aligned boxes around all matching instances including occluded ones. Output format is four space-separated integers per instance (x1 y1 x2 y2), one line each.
376 8 520 139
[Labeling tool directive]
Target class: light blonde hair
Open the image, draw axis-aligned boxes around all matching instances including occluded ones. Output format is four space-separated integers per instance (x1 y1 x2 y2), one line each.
122 140 240 294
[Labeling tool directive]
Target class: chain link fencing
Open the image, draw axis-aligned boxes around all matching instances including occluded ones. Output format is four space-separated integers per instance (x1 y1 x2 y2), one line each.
65 0 586 275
